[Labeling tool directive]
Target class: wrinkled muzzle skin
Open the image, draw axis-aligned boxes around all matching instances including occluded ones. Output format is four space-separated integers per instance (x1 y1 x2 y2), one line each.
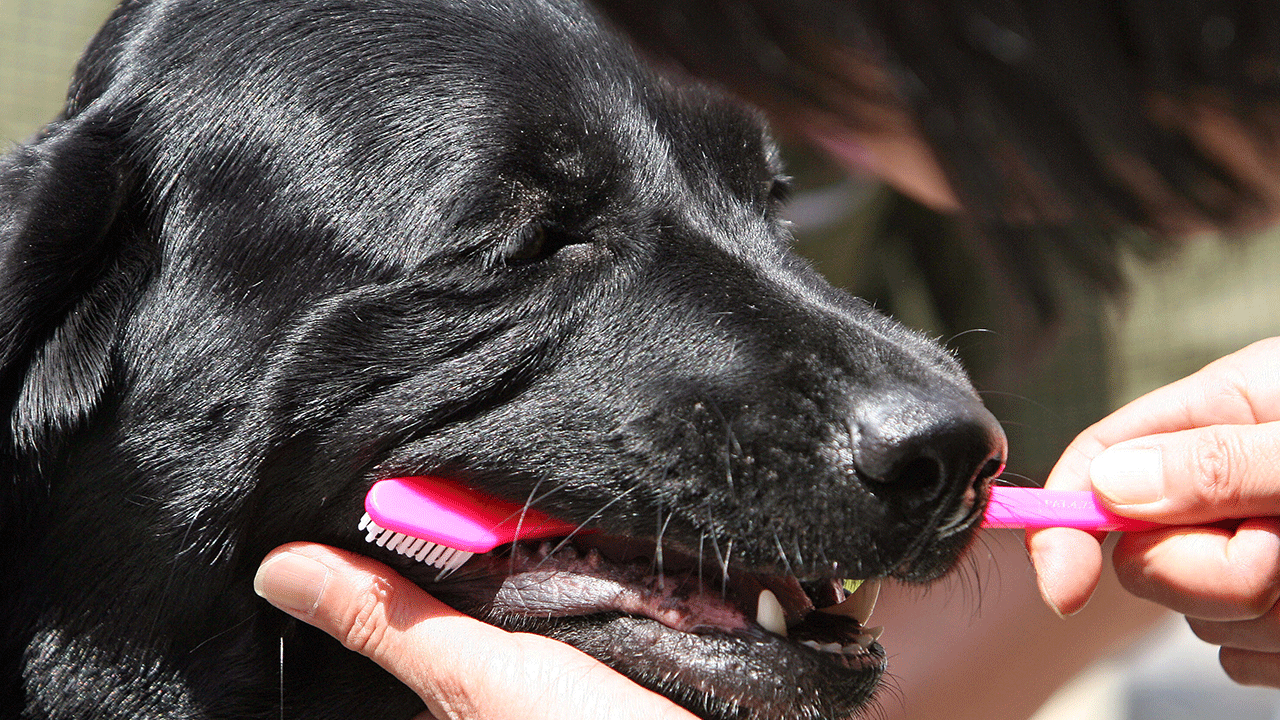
0 1 1006 719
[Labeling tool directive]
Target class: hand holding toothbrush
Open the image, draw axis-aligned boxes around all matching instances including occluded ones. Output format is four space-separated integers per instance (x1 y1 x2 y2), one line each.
1026 337 1280 688
255 542 697 720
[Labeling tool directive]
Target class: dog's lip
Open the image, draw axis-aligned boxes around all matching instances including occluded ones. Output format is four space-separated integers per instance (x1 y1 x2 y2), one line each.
430 535 887 670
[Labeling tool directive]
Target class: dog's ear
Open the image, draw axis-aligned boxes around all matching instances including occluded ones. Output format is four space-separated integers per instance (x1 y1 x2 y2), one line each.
0 115 139 461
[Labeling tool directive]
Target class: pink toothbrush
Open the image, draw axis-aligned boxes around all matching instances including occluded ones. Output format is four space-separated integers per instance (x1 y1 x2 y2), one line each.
359 476 581 573
983 486 1164 532
359 480 1163 578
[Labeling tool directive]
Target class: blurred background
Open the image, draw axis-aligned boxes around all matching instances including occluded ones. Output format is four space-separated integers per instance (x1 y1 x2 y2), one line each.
4 0 1280 717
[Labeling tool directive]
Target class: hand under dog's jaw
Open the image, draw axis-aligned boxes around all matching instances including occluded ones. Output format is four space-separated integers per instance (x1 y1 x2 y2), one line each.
377 531 907 719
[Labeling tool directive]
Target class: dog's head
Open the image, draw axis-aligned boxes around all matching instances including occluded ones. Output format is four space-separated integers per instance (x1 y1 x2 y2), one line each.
0 1 1005 718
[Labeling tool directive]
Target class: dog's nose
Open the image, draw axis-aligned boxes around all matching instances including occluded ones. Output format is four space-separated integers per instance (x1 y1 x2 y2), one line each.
850 392 1007 512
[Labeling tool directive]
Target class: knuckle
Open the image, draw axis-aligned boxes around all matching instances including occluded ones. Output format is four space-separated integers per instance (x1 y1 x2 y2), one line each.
340 575 395 657
1193 355 1258 421
1187 428 1245 507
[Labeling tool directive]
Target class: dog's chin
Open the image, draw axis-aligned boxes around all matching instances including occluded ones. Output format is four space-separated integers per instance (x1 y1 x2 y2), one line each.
371 527 969 720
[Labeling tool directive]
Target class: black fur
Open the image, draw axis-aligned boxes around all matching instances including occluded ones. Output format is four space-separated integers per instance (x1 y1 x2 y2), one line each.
1 1 1006 719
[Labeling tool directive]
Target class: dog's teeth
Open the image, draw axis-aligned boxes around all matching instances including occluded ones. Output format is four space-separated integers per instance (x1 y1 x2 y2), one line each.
851 627 884 650
819 578 880 625
801 640 822 651
820 642 842 653
756 589 788 637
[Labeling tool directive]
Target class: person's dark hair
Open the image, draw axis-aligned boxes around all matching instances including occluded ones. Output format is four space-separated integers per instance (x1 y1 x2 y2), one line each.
591 0 1280 332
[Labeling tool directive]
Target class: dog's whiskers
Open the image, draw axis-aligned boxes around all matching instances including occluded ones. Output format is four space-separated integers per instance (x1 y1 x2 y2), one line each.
942 327 995 350
697 533 706 595
706 520 729 600
654 500 674 592
532 484 639 573
771 533 795 577
278 634 285 720
722 538 733 598
509 477 551 577
992 469 1033 486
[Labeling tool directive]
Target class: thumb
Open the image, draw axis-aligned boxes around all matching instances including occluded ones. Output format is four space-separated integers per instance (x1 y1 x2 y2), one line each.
1089 422 1280 524
254 542 695 720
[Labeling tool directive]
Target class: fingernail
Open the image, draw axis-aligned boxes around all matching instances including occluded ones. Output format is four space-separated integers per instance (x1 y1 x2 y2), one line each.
254 552 330 615
1090 447 1163 505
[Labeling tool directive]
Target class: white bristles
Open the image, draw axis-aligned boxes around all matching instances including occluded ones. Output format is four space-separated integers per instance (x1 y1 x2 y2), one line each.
358 512 475 573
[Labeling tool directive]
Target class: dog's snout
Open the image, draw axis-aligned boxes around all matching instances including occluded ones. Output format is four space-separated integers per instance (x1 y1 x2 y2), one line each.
851 393 1007 512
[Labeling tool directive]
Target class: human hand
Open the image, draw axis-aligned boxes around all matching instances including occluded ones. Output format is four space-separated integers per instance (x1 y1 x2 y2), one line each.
255 542 697 720
1027 337 1280 686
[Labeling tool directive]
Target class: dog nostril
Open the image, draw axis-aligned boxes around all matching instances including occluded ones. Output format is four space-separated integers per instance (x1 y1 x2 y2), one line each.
976 457 1005 485
851 395 1007 508
887 456 945 490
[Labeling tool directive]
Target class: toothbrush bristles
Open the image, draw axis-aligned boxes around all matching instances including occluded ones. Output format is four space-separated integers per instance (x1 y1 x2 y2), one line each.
358 512 475 572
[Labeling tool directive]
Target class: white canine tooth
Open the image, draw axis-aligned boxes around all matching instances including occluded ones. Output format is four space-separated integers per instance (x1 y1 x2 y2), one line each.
801 641 822 650
756 589 788 637
841 643 861 655
857 626 884 647
819 578 880 625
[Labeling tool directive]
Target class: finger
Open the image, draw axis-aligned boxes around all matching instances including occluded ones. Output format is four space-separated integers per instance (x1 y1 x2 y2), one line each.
1025 455 1109 617
1091 338 1280 439
255 543 696 720
1219 647 1280 688
1111 518 1280 621
1188 604 1280 653
1043 338 1280 495
1087 422 1280 524
1026 526 1105 617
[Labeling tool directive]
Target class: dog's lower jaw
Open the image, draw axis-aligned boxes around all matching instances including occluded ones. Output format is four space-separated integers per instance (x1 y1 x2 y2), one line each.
405 539 903 720
497 614 883 720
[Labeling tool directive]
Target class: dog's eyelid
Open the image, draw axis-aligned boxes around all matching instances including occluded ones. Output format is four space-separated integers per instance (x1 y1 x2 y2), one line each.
503 222 591 266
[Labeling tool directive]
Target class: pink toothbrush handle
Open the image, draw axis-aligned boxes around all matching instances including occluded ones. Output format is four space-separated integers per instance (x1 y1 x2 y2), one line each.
983 486 1164 532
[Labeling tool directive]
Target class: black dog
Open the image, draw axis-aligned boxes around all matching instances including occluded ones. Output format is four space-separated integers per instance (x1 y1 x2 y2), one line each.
0 1 1006 718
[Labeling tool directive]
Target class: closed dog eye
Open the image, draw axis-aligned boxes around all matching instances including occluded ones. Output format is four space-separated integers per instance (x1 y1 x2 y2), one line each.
504 223 592 265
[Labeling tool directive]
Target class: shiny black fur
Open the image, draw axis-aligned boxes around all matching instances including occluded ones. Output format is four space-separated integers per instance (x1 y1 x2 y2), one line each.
0 1 1005 718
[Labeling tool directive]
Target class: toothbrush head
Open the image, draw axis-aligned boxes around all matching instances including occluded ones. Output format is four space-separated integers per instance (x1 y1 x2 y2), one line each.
359 476 581 572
